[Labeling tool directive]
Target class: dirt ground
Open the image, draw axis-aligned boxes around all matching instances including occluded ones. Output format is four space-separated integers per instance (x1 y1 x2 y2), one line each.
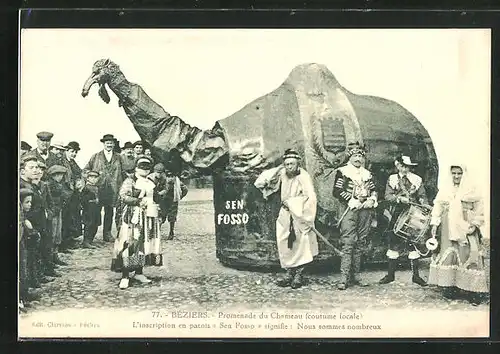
19 188 489 315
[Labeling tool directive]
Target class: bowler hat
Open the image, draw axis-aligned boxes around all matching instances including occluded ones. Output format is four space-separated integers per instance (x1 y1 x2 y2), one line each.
20 141 32 151
46 165 67 176
122 141 134 150
36 131 54 141
100 134 115 143
66 141 80 151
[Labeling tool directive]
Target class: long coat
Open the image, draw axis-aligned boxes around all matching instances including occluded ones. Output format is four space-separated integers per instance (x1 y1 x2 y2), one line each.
31 149 61 169
84 150 123 206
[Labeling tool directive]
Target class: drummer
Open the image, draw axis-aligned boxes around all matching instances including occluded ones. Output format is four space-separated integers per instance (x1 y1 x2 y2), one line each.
379 155 430 286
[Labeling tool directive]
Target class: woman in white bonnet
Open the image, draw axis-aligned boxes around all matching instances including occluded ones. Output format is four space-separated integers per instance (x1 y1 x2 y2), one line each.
427 163 489 305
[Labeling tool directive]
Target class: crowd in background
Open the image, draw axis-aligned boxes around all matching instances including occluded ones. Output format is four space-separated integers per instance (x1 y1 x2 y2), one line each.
19 132 188 310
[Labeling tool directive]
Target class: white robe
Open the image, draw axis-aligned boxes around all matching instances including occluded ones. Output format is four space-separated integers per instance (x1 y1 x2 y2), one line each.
255 167 319 268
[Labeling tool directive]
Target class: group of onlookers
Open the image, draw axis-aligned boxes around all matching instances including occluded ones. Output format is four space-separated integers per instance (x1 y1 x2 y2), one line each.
19 132 188 309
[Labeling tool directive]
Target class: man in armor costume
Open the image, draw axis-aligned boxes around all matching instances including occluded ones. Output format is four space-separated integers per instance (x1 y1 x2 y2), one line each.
332 142 378 290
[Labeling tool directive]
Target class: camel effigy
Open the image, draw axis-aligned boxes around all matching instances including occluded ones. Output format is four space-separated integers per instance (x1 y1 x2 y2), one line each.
82 58 438 269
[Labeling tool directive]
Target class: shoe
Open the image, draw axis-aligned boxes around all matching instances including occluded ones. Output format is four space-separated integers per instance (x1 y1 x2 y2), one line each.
25 291 41 302
350 277 370 287
44 268 60 277
53 257 68 266
40 276 55 283
379 259 397 284
337 282 347 290
82 242 94 249
134 274 152 284
119 278 129 289
410 260 427 287
166 233 174 240
291 267 305 289
276 269 294 287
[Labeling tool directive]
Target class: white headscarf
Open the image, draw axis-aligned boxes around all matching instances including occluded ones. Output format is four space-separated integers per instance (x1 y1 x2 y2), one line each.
431 163 482 242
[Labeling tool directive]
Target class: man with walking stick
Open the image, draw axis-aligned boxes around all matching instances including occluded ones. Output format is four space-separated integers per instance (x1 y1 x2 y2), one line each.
332 142 378 290
254 149 319 289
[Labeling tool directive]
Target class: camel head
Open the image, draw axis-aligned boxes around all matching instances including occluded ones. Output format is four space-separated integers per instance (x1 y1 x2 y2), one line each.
81 58 117 103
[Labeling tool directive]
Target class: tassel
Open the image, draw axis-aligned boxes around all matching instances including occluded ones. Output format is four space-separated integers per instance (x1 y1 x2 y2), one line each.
288 215 296 249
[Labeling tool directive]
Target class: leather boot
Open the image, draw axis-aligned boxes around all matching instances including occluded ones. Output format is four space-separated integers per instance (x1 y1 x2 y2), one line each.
291 266 305 289
276 268 294 287
350 251 369 287
379 259 397 284
337 254 352 290
411 259 427 286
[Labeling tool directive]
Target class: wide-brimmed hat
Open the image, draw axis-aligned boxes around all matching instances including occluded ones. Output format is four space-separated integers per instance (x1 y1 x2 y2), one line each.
100 134 116 143
66 141 80 151
396 155 418 166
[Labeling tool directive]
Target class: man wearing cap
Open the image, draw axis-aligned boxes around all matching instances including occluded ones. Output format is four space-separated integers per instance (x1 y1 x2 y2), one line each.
120 142 136 177
379 155 430 286
254 148 319 289
332 142 378 290
20 141 32 156
84 134 123 242
32 131 59 168
60 141 83 252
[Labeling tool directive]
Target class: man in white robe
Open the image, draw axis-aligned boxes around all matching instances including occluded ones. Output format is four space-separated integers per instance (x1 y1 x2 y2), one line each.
254 149 319 289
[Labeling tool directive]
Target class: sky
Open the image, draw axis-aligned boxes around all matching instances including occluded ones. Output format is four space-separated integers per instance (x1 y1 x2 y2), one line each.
19 29 490 204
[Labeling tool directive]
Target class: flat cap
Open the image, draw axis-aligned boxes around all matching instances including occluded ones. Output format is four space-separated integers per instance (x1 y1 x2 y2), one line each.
46 165 67 176
36 131 54 141
21 153 39 164
52 141 67 150
153 163 165 172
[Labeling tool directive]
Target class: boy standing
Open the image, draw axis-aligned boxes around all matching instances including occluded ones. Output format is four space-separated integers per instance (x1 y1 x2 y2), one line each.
46 165 71 267
81 171 101 248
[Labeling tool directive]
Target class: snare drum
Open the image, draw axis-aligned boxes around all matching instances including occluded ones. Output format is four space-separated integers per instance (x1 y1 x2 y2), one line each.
393 204 432 244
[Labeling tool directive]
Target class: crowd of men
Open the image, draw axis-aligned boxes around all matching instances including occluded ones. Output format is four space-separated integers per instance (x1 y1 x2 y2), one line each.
18 132 188 311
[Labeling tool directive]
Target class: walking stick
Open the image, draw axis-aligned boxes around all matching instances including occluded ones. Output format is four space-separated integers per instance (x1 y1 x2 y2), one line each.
284 205 343 256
